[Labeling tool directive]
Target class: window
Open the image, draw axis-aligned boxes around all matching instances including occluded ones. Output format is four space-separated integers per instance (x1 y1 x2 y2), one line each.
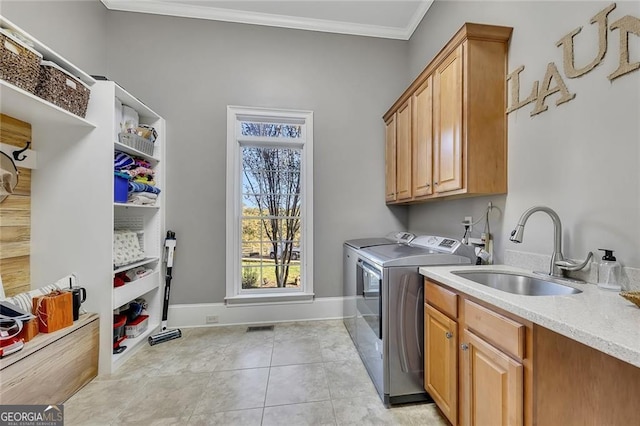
226 106 313 304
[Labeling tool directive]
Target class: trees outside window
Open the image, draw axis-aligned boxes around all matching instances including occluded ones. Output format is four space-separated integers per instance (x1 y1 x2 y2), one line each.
226 107 313 303
242 146 301 288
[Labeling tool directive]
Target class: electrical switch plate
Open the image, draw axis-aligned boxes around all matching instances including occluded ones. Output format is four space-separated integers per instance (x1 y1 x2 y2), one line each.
205 315 219 324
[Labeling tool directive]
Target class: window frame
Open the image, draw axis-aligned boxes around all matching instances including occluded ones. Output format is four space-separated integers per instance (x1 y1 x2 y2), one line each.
226 106 314 305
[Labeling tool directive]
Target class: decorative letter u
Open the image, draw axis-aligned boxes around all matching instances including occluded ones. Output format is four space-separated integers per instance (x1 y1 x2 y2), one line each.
557 3 617 78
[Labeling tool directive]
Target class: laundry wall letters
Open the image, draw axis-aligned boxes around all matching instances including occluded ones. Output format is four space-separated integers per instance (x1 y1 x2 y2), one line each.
507 3 640 116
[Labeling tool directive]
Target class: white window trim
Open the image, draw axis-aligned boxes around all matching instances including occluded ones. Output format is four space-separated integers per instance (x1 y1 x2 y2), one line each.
225 106 314 305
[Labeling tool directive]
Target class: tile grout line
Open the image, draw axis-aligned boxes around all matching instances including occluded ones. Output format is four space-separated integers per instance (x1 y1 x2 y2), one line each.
261 328 276 425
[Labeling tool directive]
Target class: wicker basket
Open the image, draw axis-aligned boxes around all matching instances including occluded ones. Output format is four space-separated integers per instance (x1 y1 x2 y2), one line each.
0 28 42 93
620 291 640 308
119 133 154 156
35 60 90 117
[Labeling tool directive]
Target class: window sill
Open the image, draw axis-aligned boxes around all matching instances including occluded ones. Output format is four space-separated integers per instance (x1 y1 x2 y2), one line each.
224 292 315 306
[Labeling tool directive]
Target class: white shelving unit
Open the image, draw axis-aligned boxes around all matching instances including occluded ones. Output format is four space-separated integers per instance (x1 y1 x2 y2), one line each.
0 15 166 375
94 80 166 372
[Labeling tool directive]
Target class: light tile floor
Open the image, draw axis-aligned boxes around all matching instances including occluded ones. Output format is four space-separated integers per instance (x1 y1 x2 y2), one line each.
65 320 449 425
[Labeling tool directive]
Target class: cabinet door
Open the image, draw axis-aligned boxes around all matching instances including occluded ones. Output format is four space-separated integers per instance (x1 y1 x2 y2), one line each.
461 329 523 426
425 304 458 425
385 115 397 203
396 100 412 201
434 44 463 194
412 76 433 198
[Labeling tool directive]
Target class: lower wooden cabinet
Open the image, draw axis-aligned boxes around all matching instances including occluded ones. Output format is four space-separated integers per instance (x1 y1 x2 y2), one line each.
460 329 523 426
424 304 458 425
424 278 531 426
426 277 640 426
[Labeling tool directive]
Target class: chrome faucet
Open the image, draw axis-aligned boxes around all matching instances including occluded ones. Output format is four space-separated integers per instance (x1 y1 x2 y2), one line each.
510 206 592 278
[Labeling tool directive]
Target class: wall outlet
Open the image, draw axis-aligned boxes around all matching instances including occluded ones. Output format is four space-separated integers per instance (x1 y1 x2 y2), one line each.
464 216 473 233
205 315 219 324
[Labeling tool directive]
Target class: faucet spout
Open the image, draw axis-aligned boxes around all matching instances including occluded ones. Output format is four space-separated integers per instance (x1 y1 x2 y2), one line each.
510 206 565 277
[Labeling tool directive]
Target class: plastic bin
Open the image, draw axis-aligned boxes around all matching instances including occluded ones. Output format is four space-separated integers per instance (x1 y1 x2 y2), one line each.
114 174 128 203
113 314 127 344
125 314 149 338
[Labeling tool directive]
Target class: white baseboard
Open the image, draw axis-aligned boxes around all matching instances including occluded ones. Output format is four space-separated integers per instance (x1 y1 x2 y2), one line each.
167 296 345 328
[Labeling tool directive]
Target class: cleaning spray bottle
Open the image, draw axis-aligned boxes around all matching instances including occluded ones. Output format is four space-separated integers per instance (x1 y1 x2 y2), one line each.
597 249 621 291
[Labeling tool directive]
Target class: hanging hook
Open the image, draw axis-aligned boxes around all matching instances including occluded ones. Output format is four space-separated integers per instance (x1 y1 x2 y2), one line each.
12 141 30 162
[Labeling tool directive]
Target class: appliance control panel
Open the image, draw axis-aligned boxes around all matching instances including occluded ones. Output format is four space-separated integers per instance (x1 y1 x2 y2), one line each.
386 231 416 245
411 236 463 253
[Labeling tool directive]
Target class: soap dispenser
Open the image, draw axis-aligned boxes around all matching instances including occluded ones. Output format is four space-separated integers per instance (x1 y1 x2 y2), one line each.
597 249 621 291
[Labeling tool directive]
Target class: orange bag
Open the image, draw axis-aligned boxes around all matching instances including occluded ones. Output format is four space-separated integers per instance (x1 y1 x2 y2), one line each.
33 290 73 333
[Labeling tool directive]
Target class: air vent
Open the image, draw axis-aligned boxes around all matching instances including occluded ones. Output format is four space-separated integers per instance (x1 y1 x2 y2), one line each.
246 325 274 332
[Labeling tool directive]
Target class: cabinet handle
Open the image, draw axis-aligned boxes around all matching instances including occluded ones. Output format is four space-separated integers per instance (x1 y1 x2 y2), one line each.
434 182 438 185
445 331 453 339
461 343 469 351
425 183 430 187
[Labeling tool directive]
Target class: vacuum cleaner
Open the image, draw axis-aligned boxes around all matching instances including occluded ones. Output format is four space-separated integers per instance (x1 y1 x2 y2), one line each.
148 230 182 346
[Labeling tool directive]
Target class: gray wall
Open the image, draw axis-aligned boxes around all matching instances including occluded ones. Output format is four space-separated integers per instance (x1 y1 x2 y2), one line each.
0 1 108 74
7 0 637 305
407 1 640 268
104 12 409 302
1 1 408 304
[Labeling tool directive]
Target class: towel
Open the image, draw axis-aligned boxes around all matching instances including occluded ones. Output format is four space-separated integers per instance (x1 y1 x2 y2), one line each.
128 191 157 199
126 166 154 179
128 192 157 205
114 151 135 170
128 182 161 194
133 177 155 186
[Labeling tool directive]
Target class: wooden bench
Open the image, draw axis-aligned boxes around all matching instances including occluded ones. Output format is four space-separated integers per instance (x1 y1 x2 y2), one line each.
0 313 99 404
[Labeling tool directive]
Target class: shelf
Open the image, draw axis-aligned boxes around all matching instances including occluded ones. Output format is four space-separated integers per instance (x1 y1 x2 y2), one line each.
113 257 160 275
112 321 160 367
1 16 95 87
0 80 96 128
113 270 161 309
114 84 160 121
114 202 160 210
114 141 159 165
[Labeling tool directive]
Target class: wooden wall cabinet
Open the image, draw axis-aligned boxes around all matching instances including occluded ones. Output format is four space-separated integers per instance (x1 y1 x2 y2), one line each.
412 76 433 198
384 23 512 204
433 45 463 195
385 99 412 202
424 279 532 426
385 114 396 202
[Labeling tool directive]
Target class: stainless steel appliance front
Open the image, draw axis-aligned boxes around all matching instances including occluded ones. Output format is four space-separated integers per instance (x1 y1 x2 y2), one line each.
355 261 425 405
343 236 474 406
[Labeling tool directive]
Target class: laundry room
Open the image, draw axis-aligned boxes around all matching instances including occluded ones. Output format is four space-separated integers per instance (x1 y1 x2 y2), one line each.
0 1 639 425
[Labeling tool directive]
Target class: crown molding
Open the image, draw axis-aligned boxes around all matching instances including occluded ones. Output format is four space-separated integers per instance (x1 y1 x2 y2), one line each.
101 0 434 40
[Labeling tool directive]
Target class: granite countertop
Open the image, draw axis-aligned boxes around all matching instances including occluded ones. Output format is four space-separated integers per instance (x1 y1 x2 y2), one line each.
419 264 640 368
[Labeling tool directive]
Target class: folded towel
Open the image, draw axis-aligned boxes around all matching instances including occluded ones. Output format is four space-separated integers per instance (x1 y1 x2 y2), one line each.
114 171 131 180
128 194 157 205
128 182 161 194
114 151 135 170
134 159 152 169
126 166 155 179
128 191 157 199
133 177 155 186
